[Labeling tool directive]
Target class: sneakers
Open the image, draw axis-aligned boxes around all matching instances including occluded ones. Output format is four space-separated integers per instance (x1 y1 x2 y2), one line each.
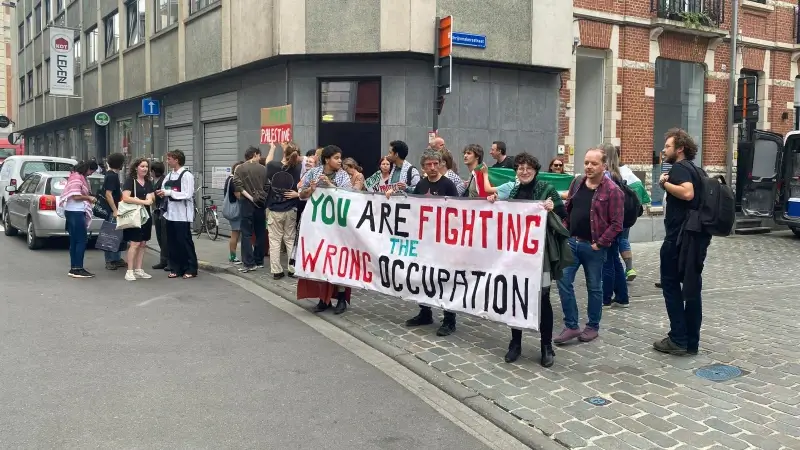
69 268 95 278
238 266 256 273
255 264 265 269
626 269 637 281
105 262 118 271
134 269 152 279
603 299 630 308
273 272 285 280
553 327 582 344
653 337 688 356
125 270 137 281
229 257 242 265
114 260 127 268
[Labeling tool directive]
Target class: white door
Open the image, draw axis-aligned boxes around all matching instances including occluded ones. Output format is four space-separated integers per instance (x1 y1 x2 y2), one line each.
203 121 238 236
574 53 606 175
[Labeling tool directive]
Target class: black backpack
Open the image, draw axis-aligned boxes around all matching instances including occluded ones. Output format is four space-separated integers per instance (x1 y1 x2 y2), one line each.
570 175 642 229
677 161 735 237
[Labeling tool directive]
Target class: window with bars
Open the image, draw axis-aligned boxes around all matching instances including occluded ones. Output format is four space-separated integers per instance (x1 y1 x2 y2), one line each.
126 0 145 46
189 0 219 15
104 13 119 58
155 0 178 32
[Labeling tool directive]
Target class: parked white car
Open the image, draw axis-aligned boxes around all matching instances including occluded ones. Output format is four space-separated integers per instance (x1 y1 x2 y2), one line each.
0 156 77 215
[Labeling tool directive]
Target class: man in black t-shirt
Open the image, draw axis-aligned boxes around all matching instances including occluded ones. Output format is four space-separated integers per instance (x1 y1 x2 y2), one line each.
654 128 711 357
265 146 303 279
405 150 459 336
102 153 127 270
490 141 514 169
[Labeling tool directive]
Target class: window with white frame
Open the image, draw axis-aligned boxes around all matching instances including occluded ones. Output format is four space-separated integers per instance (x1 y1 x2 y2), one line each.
19 77 25 103
34 4 42 34
189 0 219 15
44 60 49 93
26 14 32 42
27 72 33 99
155 0 178 32
104 12 120 58
18 24 24 49
86 27 98 65
126 0 145 46
35 65 42 95
45 0 51 24
74 37 81 72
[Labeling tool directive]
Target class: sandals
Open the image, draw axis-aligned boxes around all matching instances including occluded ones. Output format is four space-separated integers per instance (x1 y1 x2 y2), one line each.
168 273 197 279
168 273 179 279
183 274 196 279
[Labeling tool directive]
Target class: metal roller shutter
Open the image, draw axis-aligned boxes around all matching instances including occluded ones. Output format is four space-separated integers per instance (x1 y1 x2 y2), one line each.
167 126 195 172
203 121 238 236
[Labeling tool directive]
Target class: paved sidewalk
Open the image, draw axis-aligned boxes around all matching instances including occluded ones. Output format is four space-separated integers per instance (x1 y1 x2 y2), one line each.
151 232 800 450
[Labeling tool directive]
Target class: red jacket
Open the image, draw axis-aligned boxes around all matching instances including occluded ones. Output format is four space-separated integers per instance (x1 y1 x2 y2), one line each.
563 175 625 248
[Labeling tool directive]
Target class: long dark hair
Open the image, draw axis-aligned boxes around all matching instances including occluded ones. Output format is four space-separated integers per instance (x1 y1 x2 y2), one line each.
72 160 98 176
128 158 150 181
283 142 301 168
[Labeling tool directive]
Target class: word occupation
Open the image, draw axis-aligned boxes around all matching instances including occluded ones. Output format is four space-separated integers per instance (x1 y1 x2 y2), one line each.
294 188 548 330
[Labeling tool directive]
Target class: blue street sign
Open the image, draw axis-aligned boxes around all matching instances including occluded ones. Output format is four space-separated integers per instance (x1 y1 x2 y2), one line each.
142 98 161 116
452 32 486 49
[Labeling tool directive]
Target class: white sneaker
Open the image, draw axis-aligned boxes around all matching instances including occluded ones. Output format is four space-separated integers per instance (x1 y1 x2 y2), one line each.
134 269 152 279
125 270 136 281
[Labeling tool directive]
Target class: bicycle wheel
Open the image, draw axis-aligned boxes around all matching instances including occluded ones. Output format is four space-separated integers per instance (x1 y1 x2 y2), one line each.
204 209 219 241
194 207 203 236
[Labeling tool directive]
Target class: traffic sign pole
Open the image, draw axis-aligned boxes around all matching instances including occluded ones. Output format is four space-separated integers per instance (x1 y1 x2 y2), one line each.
433 16 441 132
433 16 453 131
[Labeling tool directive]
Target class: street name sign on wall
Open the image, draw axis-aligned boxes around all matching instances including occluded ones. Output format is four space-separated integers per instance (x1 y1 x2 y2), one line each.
260 105 293 144
49 27 75 96
452 32 486 49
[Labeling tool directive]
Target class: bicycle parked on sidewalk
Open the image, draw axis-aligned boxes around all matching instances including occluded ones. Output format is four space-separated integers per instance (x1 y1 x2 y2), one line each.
194 185 219 241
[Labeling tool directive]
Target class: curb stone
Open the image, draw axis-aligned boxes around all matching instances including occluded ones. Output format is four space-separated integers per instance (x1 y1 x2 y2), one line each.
146 244 567 450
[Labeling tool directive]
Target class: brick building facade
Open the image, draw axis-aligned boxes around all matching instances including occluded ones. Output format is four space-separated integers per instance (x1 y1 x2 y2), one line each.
561 0 799 203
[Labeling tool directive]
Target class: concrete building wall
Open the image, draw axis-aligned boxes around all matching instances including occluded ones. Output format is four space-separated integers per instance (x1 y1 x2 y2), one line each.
564 0 800 198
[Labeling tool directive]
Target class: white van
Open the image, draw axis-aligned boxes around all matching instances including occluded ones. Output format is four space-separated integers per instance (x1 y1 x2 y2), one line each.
0 156 77 213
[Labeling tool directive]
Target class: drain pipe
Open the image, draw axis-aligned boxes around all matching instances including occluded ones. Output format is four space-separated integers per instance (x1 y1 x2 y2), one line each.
725 0 739 185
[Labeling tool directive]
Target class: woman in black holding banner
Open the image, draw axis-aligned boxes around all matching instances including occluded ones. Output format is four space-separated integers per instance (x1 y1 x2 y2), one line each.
487 153 572 367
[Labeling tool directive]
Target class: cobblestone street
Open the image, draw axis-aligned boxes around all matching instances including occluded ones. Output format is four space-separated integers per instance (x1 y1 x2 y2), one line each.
176 231 800 450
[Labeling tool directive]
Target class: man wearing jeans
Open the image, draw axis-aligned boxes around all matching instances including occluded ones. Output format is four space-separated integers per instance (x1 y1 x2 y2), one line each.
102 153 127 270
234 146 268 273
555 148 624 344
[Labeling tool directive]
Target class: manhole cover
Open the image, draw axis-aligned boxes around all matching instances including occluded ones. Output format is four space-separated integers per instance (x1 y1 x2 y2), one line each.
583 396 611 406
694 364 744 382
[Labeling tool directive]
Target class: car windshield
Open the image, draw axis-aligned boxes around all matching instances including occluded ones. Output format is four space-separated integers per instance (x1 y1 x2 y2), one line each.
0 149 16 158
21 161 74 179
48 176 103 196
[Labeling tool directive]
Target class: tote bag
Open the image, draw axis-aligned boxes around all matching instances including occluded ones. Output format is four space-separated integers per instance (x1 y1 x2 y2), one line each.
221 178 241 221
116 182 150 230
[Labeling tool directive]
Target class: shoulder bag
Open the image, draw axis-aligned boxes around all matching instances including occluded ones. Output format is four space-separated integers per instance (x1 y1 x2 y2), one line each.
116 181 150 230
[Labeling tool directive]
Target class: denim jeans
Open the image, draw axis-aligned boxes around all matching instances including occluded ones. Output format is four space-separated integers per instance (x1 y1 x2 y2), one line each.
556 238 607 330
103 217 123 262
660 238 709 352
65 211 87 269
603 237 629 305
617 228 631 253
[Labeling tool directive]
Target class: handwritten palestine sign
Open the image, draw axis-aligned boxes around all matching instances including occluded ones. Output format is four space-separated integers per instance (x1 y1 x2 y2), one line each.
294 188 548 330
260 105 293 144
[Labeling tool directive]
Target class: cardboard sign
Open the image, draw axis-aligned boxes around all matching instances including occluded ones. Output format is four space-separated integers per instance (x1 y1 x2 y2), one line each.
260 105 293 144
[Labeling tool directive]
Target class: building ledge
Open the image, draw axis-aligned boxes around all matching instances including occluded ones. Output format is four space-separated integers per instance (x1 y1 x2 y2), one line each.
649 18 728 38
742 0 774 14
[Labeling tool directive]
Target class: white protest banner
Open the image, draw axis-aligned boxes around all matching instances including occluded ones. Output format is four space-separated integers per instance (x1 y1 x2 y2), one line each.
294 188 548 330
49 28 75 96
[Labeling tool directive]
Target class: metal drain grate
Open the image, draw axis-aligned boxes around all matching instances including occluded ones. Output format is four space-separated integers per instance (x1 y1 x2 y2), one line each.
584 396 611 406
694 364 745 382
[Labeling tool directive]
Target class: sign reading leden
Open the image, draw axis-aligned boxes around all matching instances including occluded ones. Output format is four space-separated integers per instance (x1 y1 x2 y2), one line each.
294 189 548 330
260 105 292 144
49 27 75 96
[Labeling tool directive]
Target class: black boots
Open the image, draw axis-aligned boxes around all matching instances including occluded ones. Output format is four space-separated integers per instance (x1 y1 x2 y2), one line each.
333 291 347 315
406 307 434 326
540 343 555 368
313 299 329 313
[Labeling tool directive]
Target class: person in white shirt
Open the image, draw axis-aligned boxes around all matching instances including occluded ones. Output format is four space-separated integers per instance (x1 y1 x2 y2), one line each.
155 149 198 279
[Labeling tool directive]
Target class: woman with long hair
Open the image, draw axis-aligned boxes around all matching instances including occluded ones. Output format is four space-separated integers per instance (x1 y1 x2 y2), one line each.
364 156 393 192
297 145 353 314
342 157 365 190
266 142 303 278
121 158 156 281
548 157 565 174
225 160 245 265
60 160 98 278
487 153 569 367
597 143 630 308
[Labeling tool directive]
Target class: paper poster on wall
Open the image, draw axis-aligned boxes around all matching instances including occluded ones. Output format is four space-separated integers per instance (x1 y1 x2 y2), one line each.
260 105 293 144
211 166 230 190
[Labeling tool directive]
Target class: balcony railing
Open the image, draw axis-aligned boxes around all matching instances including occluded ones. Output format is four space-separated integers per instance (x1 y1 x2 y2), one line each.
651 0 725 29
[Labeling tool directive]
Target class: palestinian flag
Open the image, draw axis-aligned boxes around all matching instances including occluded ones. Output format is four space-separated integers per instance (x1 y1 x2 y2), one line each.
620 166 651 204
487 168 575 193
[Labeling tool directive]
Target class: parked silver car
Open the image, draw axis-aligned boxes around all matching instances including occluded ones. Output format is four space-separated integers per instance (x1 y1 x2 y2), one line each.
2 171 105 249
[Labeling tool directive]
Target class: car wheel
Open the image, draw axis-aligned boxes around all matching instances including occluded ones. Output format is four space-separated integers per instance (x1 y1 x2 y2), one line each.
791 227 800 238
3 206 18 236
27 219 44 250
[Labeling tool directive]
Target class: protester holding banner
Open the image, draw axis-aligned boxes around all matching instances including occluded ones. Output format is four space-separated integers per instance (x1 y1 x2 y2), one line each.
463 144 491 198
403 150 461 336
487 153 571 367
364 156 393 193
297 145 353 314
387 140 421 194
343 158 366 191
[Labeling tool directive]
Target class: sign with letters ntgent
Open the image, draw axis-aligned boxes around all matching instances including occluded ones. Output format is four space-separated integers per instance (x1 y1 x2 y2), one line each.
294 189 548 330
49 27 74 96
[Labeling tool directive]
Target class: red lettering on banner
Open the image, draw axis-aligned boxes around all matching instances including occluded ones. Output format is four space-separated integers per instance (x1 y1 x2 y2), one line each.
479 210 493 249
323 245 337 275
496 212 504 251
362 252 373 283
337 248 350 277
301 237 324 271
444 207 459 245
506 213 522 252
419 205 433 240
461 209 476 246
522 214 542 255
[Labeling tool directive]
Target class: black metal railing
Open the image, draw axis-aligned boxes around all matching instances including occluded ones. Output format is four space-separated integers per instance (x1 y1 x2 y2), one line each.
651 0 725 28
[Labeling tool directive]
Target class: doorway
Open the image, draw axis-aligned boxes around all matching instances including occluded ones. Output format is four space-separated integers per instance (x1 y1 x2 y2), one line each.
574 51 606 175
317 79 382 177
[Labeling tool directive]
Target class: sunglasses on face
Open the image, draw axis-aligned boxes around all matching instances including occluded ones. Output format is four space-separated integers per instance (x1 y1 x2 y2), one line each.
552 164 563 168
